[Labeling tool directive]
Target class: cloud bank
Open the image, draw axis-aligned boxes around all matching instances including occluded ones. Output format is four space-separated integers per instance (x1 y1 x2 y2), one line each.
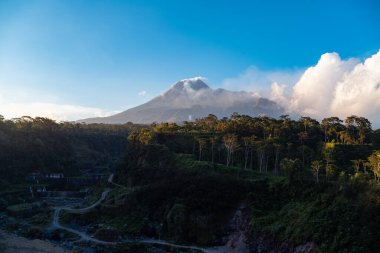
226 50 380 126
284 50 380 125
223 66 304 96
0 102 118 122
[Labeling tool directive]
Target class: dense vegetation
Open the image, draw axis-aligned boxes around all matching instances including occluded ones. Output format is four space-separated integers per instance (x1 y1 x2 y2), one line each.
130 114 380 183
112 113 380 252
2 113 380 252
0 115 141 184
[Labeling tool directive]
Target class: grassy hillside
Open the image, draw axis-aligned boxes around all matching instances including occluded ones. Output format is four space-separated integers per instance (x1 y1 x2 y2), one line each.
106 143 380 252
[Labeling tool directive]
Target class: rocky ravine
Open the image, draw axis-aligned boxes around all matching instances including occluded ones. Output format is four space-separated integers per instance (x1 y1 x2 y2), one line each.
212 204 316 253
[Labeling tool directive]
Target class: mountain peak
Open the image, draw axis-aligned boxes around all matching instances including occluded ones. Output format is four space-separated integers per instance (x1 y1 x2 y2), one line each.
171 77 210 91
80 77 284 124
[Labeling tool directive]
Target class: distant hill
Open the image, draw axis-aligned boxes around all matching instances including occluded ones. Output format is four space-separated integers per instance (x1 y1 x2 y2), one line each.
80 77 285 124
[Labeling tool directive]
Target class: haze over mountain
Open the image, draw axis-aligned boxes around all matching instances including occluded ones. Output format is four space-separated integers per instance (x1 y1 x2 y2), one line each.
80 77 284 124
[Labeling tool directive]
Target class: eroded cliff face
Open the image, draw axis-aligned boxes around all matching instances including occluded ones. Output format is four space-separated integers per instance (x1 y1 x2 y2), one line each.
215 204 316 253
247 234 316 253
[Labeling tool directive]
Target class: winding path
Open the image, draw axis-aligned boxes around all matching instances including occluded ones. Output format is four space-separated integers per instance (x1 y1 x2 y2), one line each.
51 174 120 244
138 239 224 253
107 174 128 189
52 208 118 245
61 189 111 214
51 174 221 252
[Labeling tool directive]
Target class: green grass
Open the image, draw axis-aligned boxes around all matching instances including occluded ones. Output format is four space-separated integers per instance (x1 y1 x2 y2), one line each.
174 153 282 181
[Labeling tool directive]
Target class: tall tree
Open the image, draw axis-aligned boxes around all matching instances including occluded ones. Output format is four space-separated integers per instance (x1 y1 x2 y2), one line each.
351 159 364 174
325 163 334 182
242 136 251 170
368 151 380 181
300 116 312 132
280 158 301 179
195 137 207 161
255 140 266 172
298 131 308 168
209 135 218 164
273 142 283 175
223 134 239 167
321 117 344 142
311 160 323 183
357 117 372 144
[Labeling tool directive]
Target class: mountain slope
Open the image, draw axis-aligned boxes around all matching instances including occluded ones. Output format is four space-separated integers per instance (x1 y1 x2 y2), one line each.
80 77 284 124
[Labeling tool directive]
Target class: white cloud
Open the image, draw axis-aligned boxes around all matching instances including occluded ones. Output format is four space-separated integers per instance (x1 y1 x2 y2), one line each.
0 82 119 122
282 50 380 126
180 76 207 82
225 50 380 126
287 53 359 117
331 51 380 119
270 82 288 107
223 66 303 96
138 90 147 96
0 102 119 122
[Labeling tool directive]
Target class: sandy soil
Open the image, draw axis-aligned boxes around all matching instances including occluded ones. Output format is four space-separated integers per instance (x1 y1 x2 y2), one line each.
0 230 70 253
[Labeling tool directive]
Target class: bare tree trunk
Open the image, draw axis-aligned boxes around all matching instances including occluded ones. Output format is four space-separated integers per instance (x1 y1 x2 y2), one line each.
316 170 319 184
226 149 230 167
302 145 305 168
258 151 264 173
211 144 214 164
244 147 249 169
274 149 279 175
250 148 253 170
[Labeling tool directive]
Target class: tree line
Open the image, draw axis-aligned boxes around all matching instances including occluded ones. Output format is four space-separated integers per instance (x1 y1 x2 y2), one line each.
128 113 380 183
0 115 141 184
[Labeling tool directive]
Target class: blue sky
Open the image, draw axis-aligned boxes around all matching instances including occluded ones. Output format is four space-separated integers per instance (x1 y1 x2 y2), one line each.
0 0 379 120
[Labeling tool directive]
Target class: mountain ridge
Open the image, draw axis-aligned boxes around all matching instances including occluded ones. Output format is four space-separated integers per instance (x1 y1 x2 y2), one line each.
80 78 285 124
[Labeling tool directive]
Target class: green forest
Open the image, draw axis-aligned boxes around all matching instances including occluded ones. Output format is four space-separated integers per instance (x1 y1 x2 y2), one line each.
112 114 380 253
130 114 380 182
0 115 142 184
1 114 380 253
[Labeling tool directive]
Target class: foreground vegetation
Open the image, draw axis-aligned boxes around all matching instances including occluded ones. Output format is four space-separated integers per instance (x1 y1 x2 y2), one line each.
114 114 380 252
1 113 380 252
0 115 142 183
102 141 378 252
